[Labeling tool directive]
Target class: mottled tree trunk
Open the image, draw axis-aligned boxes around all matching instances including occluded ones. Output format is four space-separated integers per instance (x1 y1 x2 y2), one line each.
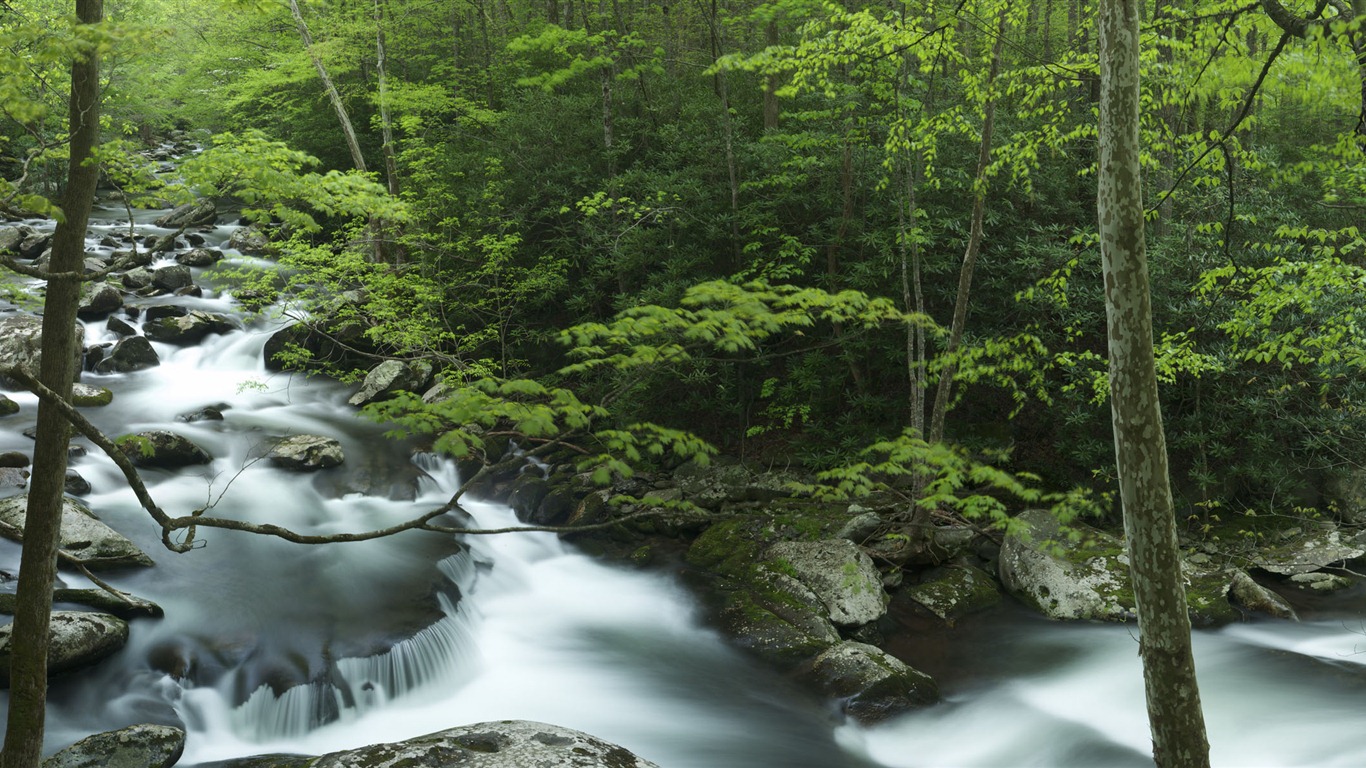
0 2 102 767
1097 1 1211 766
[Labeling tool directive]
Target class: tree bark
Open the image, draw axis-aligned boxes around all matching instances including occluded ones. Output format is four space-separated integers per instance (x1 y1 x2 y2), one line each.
928 3 1009 445
289 0 368 174
1097 1 1211 766
374 0 400 197
0 2 102 766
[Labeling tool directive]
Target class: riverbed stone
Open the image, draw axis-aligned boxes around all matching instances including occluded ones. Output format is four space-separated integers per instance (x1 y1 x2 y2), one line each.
0 493 154 569
150 264 192 293
106 315 136 337
120 267 153 290
93 335 160 373
71 383 113 407
77 282 123 318
999 509 1134 621
0 611 128 685
65 469 91 496
347 360 434 407
1288 571 1353 591
0 226 22 254
1254 523 1366 576
903 564 1001 623
0 314 84 388
268 435 344 471
765 538 887 627
41 723 184 768
119 429 211 468
0 394 16 416
18 231 50 259
154 199 216 229
0 588 160 619
176 247 223 267
143 310 237 345
798 641 939 724
1229 570 1298 619
717 569 842 668
228 226 272 255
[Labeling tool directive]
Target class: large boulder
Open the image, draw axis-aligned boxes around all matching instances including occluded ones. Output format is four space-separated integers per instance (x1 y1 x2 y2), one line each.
1253 523 1366 576
797 641 939 724
764 538 887 627
267 435 344 471
150 265 192 293
902 564 1001 623
0 494 153 569
347 360 433 407
0 226 23 254
0 588 162 619
118 430 211 468
77 282 123 319
999 509 1135 621
93 335 159 374
176 248 223 267
227 226 272 255
42 724 183 768
1229 570 1298 619
143 310 237 345
0 611 128 685
70 383 113 407
0 315 84 388
153 199 216 229
287 721 659 768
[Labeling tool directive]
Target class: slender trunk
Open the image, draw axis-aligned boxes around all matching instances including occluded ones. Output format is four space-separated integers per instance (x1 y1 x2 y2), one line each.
375 0 399 197
0 3 101 767
763 19 780 129
289 0 367 174
707 0 741 269
1098 1 1211 766
928 4 1009 444
829 134 866 393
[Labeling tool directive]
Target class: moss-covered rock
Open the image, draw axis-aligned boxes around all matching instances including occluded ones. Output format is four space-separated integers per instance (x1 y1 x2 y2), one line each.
764 539 887 627
1229 570 1297 619
902 564 1001 623
41 724 184 768
797 641 940 724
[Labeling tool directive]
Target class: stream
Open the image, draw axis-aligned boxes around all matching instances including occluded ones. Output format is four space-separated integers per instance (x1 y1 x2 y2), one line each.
1 198 1366 767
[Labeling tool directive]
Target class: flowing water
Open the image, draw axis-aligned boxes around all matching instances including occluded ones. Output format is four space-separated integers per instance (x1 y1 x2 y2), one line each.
1 203 1365 766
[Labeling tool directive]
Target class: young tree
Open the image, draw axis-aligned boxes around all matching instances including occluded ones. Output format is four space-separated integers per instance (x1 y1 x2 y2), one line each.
1096 0 1210 766
1 3 103 766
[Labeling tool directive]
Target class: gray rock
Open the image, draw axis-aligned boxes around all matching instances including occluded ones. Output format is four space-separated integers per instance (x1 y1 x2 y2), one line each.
150 265 192 293
105 315 136 336
799 641 939 724
718 569 841 668
154 199 216 229
835 508 882 542
0 226 22 254
0 611 128 685
903 564 1001 622
998 509 1134 621
143 310 237 345
65 469 91 496
1288 571 1353 591
0 452 27 467
93 335 159 374
347 360 433 407
0 493 154 569
176 248 223 267
765 539 887 627
0 467 27 490
0 315 84 389
120 267 153 290
70 383 113 407
41 723 184 768
77 282 124 319
674 462 794 509
305 720 659 768
227 226 271 255
1229 570 1297 619
18 231 50 259
1255 524 1366 576
267 435 344 471
0 394 16 416
118 429 211 468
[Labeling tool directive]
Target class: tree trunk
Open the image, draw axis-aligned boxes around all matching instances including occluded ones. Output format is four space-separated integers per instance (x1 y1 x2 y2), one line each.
763 19 780 129
374 0 400 197
1097 1 1211 766
927 3 1009 445
0 2 102 767
289 0 368 174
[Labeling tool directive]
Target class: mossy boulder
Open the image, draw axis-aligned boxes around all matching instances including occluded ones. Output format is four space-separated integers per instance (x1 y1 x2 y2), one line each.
41 724 184 768
902 564 1001 623
70 383 113 407
1229 570 1297 619
0 611 128 685
118 430 211 468
0 494 153 569
797 641 940 724
764 539 887 627
1253 523 1365 576
267 435 344 471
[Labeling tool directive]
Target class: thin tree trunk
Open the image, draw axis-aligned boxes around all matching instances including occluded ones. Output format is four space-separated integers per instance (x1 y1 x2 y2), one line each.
1097 1 1211 766
0 2 101 766
928 4 1009 444
707 0 742 269
763 19 780 129
375 0 400 197
289 0 368 174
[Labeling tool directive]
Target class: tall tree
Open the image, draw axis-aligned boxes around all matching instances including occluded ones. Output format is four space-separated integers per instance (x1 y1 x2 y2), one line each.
1096 0 1210 766
288 0 368 173
0 2 103 766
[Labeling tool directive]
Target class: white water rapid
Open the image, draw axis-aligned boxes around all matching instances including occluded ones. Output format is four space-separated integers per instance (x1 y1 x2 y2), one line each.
2 202 1366 767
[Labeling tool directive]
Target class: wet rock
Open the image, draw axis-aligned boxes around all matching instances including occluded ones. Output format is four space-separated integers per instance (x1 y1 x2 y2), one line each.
798 641 939 724
0 226 22 254
227 225 272 255
178 403 227 422
105 315 136 336
40 723 184 768
903 564 1001 623
77 282 123 318
999 509 1135 621
764 539 887 627
93 335 159 374
18 231 50 259
1255 523 1365 576
0 467 27 491
347 360 433 407
0 452 27 468
1229 570 1298 619
674 461 794 510
118 429 211 468
0 394 16 416
82 256 107 275
716 570 841 668
264 320 376 373
1288 572 1353 591
0 588 161 619
0 611 128 685
65 469 91 496
176 248 223 267
150 264 192 293
0 315 84 389
143 310 237 345
120 267 153 290
154 198 216 229
267 435 344 471
0 493 154 569
71 383 113 407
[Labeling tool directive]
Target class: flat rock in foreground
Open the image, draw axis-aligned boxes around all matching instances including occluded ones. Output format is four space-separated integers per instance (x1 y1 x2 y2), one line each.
0 494 153 569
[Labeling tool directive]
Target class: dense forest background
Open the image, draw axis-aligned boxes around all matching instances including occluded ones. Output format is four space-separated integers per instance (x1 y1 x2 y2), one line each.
4 0 1366 533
